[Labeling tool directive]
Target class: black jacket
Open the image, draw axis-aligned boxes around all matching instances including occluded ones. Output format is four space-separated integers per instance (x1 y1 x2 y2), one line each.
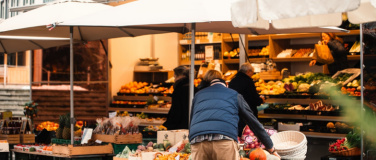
163 77 194 130
316 40 349 75
229 72 263 136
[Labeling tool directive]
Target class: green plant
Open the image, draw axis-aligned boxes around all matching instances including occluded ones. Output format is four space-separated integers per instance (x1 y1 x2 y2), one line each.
24 101 38 119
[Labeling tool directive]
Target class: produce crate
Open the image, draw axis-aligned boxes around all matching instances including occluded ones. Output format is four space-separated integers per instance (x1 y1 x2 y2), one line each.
0 134 20 144
52 143 113 156
142 138 157 146
21 134 35 144
113 157 128 160
112 143 140 155
92 133 142 144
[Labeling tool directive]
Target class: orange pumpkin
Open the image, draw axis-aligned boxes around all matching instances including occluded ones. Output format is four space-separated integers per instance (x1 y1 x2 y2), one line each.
249 148 267 160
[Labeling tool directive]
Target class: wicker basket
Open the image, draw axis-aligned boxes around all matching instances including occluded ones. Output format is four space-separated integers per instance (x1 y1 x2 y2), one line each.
271 131 307 151
330 147 361 156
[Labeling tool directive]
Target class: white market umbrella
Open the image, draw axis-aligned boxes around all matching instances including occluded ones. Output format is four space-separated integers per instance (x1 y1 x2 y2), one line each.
0 0 117 144
58 0 350 129
231 0 376 29
0 35 70 53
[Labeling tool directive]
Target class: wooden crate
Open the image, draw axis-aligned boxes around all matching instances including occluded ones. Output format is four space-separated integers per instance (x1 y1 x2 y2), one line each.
52 143 113 156
21 134 35 144
92 133 142 144
259 70 282 80
0 134 20 144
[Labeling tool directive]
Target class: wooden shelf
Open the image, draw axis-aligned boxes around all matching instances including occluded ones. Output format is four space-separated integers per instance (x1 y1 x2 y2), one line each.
180 60 204 65
179 39 221 45
133 70 171 73
108 107 169 114
301 132 346 139
223 35 269 42
272 57 312 62
265 98 333 105
347 55 376 61
306 115 347 122
140 121 165 126
223 59 239 64
271 33 320 40
259 114 306 120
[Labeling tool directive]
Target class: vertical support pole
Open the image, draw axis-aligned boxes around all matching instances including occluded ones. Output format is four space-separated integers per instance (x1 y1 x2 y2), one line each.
360 23 364 160
4 54 7 85
29 51 33 101
188 23 196 125
70 26 75 145
239 34 248 65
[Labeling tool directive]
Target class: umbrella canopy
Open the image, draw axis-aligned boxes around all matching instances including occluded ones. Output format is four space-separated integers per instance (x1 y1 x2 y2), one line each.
0 35 70 53
232 0 376 29
60 0 347 35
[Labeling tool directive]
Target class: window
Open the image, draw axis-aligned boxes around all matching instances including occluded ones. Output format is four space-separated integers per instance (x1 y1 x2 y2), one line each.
5 52 26 66
17 52 26 66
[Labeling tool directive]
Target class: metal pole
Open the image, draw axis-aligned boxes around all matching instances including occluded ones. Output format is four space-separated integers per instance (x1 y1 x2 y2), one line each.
188 23 196 125
70 26 75 145
360 23 364 160
239 34 247 65
29 51 33 101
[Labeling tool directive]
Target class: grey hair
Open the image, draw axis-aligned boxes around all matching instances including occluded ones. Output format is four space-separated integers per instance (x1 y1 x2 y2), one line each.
239 63 254 73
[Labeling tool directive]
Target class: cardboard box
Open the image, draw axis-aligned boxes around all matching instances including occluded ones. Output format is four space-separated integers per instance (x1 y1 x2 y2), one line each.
174 130 189 144
52 143 113 156
157 131 175 145
0 142 9 152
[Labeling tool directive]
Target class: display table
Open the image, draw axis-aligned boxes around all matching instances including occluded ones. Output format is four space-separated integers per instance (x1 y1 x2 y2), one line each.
12 149 113 160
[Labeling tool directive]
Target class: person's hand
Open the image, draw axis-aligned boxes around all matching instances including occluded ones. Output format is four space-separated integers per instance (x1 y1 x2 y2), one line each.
260 95 266 103
322 40 329 45
267 147 281 159
309 60 316 66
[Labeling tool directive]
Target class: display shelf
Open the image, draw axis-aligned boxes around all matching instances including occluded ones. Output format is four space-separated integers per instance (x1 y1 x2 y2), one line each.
259 113 306 120
335 30 360 36
179 39 222 45
140 121 165 126
265 98 333 105
272 57 312 62
301 132 346 139
12 149 108 158
259 114 346 122
180 60 205 66
271 33 320 40
347 54 376 61
223 34 270 42
108 107 169 114
306 115 347 122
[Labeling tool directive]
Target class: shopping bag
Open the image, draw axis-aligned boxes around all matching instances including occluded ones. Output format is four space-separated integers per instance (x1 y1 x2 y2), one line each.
313 44 334 64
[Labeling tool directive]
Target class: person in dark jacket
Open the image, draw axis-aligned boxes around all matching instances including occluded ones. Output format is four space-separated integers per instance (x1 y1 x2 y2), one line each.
309 32 349 75
229 63 265 136
189 70 280 160
163 66 194 130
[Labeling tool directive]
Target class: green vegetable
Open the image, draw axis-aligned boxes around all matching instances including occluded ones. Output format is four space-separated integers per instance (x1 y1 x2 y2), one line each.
345 131 361 148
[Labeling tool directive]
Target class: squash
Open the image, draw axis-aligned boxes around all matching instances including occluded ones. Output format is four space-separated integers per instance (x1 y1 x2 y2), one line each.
249 148 267 160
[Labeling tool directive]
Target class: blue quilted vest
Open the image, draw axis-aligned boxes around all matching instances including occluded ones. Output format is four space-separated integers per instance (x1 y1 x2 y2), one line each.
189 84 239 142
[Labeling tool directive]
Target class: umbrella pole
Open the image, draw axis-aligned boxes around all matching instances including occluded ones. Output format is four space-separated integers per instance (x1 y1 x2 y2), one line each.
188 23 196 126
70 26 75 145
360 23 364 160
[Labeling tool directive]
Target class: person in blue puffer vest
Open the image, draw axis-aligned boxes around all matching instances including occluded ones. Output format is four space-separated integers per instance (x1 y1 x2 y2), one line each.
189 70 280 160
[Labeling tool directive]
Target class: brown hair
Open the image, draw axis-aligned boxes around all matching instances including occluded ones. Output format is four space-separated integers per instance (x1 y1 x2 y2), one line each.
203 70 223 82
322 32 344 44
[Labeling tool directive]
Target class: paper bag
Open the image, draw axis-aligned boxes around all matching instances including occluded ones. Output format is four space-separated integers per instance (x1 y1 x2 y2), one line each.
313 44 334 64
197 62 215 79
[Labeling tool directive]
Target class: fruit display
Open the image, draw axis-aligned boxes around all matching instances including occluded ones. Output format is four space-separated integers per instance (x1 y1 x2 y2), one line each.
14 144 52 154
119 81 149 93
326 122 354 133
62 113 71 140
223 48 240 59
259 45 270 56
143 125 167 132
36 121 59 131
241 126 277 150
307 100 337 111
194 79 202 87
276 49 295 58
329 131 361 155
349 41 361 53
255 80 286 95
